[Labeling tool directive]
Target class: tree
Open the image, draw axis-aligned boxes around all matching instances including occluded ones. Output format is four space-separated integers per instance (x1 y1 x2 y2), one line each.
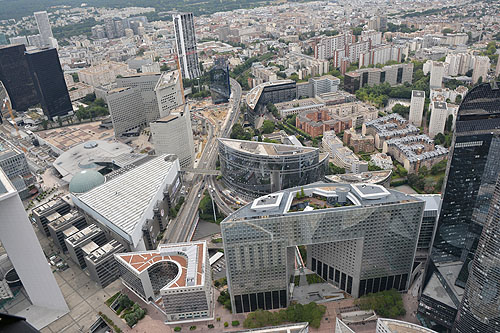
41 119 48 130
266 102 279 118
355 289 406 319
392 104 410 117
261 120 275 134
445 114 454 132
455 95 462 104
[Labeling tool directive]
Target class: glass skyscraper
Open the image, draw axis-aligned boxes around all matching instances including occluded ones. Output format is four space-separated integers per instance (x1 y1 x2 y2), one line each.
209 58 231 104
418 82 500 331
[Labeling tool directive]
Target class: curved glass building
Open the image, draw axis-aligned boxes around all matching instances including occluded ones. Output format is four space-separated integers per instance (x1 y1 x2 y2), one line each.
218 138 328 198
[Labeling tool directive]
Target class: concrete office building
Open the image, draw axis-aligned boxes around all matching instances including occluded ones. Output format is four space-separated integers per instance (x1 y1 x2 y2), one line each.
332 146 369 173
0 45 39 111
218 138 328 198
150 104 195 168
428 101 448 139
0 169 68 329
472 56 490 84
85 239 124 288
411 194 441 262
72 155 182 251
47 211 87 252
409 90 426 127
310 75 340 96
429 62 445 89
115 241 213 321
9 36 28 46
418 82 500 331
25 48 73 119
222 183 425 313
34 11 53 47
78 62 135 87
0 146 32 199
376 318 438 333
173 12 201 79
107 86 146 137
116 73 161 124
155 70 183 117
246 80 297 124
32 198 72 237
65 224 108 269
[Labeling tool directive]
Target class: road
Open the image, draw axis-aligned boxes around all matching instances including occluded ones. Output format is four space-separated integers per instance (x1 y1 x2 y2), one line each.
164 78 242 243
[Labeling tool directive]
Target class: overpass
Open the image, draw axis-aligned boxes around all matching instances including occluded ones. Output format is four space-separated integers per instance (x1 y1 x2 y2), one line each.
181 167 221 176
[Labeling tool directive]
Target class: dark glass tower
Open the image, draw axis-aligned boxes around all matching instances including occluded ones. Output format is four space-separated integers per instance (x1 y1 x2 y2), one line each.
210 58 231 104
454 175 500 332
418 82 500 331
0 44 39 111
25 48 72 119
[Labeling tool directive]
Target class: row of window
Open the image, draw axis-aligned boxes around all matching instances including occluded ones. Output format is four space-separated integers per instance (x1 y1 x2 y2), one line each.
233 290 287 313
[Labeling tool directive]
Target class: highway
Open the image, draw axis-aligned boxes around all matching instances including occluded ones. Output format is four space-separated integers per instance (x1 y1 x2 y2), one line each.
164 78 242 243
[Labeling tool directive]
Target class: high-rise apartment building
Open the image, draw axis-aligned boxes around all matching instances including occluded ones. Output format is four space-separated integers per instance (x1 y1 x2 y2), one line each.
429 62 445 89
150 104 195 167
210 58 231 104
173 12 201 79
34 11 53 47
428 101 448 138
409 90 426 127
472 56 490 84
0 45 39 111
222 183 425 313
418 82 500 331
0 169 68 326
25 48 72 119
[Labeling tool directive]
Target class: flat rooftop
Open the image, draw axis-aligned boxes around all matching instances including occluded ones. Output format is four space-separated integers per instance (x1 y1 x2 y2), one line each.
325 170 392 185
218 138 318 157
380 318 438 332
35 121 115 152
226 183 422 221
115 241 206 289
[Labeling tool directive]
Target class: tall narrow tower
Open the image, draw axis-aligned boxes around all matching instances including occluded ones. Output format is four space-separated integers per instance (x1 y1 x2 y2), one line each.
173 12 201 80
34 11 53 47
0 169 68 323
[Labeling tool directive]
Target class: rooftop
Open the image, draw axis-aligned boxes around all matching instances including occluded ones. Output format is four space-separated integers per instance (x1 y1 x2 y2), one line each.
218 138 318 157
155 70 179 90
385 135 448 162
72 155 179 247
115 241 207 289
412 90 425 98
326 170 392 185
379 318 438 332
226 183 421 221
365 113 419 138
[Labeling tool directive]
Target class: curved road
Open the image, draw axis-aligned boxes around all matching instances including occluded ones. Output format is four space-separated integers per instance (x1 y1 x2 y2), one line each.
164 78 242 243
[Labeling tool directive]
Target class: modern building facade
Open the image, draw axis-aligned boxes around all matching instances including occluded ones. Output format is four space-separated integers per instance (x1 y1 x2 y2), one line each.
47 211 87 252
218 138 328 198
210 58 231 104
155 70 183 117
25 48 72 119
419 82 500 331
116 73 161 124
409 90 425 127
33 11 53 47
150 104 195 168
106 86 146 137
64 224 108 269
344 63 413 93
0 44 39 111
222 183 425 313
85 239 125 288
173 12 201 79
115 241 213 321
0 169 68 326
32 198 72 237
0 146 33 199
246 80 297 124
72 155 182 251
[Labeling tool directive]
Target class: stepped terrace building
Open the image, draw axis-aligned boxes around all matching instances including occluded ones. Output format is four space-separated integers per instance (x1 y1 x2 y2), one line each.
221 183 425 313
218 138 328 199
115 241 213 321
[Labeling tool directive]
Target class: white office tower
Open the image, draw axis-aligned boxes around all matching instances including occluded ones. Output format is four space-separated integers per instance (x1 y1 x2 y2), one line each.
428 101 448 139
472 56 490 84
107 86 146 137
173 12 201 79
155 70 184 117
150 104 195 168
0 169 68 328
116 73 161 124
34 11 54 47
409 90 426 127
429 62 445 89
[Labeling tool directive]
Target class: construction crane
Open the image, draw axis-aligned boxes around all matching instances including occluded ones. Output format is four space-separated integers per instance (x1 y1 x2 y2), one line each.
1 97 20 138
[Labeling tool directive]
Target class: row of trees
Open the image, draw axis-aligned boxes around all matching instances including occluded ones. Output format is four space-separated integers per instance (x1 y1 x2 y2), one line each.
243 302 326 329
